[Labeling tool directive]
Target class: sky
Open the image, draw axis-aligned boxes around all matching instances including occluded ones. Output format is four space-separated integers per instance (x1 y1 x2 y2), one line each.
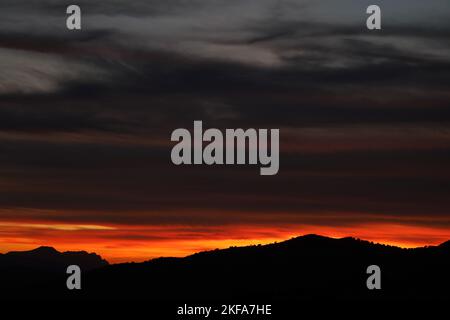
0 0 449 263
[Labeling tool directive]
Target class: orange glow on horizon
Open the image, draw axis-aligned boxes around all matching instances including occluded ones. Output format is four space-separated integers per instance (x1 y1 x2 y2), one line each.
0 220 449 263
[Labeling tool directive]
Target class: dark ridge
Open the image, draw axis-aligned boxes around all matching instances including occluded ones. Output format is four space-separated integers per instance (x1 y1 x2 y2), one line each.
439 240 450 248
0 246 108 272
0 235 448 301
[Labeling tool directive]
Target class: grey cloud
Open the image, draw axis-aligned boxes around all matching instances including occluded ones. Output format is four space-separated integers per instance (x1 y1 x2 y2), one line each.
0 1 449 231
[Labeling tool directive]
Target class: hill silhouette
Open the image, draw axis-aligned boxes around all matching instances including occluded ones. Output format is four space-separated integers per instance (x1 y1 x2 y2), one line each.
0 246 107 298
0 246 108 271
1 235 449 301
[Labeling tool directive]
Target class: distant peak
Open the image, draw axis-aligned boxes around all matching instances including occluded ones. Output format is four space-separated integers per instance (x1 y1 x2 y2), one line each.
31 246 59 254
288 234 332 242
302 234 329 239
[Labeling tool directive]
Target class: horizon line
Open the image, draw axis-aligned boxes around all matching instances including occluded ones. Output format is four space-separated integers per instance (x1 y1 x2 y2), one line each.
2 233 448 265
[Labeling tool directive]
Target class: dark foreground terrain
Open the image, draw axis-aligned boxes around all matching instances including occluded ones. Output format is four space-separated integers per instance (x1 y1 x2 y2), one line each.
1 235 449 302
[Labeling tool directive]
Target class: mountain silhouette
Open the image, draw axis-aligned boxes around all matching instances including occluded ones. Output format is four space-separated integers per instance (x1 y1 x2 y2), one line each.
1 235 449 301
0 246 108 298
0 246 108 271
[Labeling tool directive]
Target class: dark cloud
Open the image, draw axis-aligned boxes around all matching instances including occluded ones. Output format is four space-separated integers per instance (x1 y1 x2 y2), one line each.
0 0 449 237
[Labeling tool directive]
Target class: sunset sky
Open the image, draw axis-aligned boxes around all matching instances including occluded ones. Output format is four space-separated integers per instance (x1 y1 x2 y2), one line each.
0 0 449 263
